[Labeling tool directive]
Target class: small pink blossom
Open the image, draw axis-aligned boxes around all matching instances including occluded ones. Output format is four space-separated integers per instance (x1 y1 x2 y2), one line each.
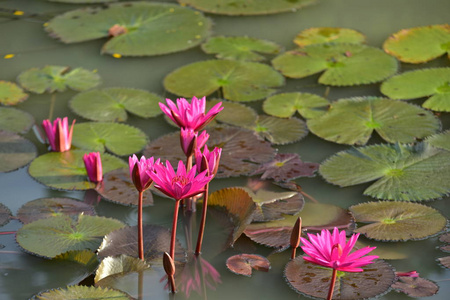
159 96 223 132
180 129 209 157
300 227 378 272
42 117 75 152
129 154 160 192
195 146 222 177
83 152 103 183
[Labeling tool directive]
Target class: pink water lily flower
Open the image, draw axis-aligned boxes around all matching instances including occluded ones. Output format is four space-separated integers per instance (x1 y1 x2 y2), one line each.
195 146 222 177
180 129 209 157
42 117 75 152
149 160 213 201
300 227 378 272
159 96 223 132
129 154 160 192
83 152 103 183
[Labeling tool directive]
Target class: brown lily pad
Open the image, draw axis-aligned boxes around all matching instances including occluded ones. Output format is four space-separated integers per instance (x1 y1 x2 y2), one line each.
0 203 12 227
438 256 450 269
226 254 270 277
392 276 439 298
439 232 450 243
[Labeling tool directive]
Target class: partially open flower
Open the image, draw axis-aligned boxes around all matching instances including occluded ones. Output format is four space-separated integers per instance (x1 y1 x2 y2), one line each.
128 154 160 192
195 146 222 178
42 117 75 152
180 129 209 157
83 152 103 183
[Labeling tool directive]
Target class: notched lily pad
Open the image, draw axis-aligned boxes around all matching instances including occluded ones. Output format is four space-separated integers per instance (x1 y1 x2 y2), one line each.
17 197 96 224
320 143 450 201
392 276 439 298
96 168 154 206
226 254 270 277
272 43 398 86
383 24 450 63
307 97 440 145
45 2 212 56
95 254 150 283
285 257 395 299
201 36 282 61
263 92 329 119
70 88 163 122
31 285 131 300
248 115 308 145
0 81 29 105
251 153 319 182
0 107 34 134
350 201 447 241
380 68 450 112
294 27 366 47
17 65 101 94
426 130 450 151
28 150 127 190
0 203 12 227
72 122 148 156
206 99 258 127
16 214 125 258
0 130 37 173
164 60 285 102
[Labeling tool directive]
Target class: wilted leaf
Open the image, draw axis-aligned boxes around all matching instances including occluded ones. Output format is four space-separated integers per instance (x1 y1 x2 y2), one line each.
226 254 270 277
31 285 131 300
0 203 11 227
0 130 37 173
263 92 329 119
294 27 366 47
392 276 439 297
0 107 34 134
95 255 150 283
249 115 308 145
0 81 28 105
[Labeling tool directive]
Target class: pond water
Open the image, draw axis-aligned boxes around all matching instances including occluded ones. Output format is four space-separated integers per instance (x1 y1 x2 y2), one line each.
0 0 449 299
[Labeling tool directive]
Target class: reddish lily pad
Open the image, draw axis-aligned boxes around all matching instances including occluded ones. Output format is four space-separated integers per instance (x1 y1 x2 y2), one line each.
248 115 308 145
0 203 12 227
439 233 450 243
250 153 319 182
0 81 29 105
17 197 96 224
96 169 154 206
0 107 34 134
0 130 37 173
285 257 395 299
226 254 270 277
349 201 447 241
263 92 329 119
294 27 366 47
438 256 450 268
392 276 439 298
31 285 131 300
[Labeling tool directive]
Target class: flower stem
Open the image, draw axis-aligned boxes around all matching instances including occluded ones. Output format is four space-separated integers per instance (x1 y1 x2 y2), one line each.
327 268 338 300
138 191 144 260
195 184 209 255
48 93 56 120
170 200 181 260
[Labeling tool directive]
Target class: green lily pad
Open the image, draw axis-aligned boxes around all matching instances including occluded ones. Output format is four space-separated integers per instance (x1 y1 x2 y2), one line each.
383 24 450 63
307 97 440 145
248 115 308 145
272 43 398 86
164 60 284 102
95 255 150 283
354 240 409 260
380 68 450 112
294 27 366 47
16 214 125 258
207 99 258 127
70 88 163 122
426 130 450 151
31 285 131 300
28 150 127 190
17 197 96 224
17 65 101 94
45 2 212 56
48 0 116 3
349 201 446 241
0 130 37 173
0 107 34 134
0 203 12 227
72 122 148 156
0 81 29 105
178 0 317 16
263 92 329 119
201 36 282 61
285 257 395 299
320 143 450 201
392 276 439 298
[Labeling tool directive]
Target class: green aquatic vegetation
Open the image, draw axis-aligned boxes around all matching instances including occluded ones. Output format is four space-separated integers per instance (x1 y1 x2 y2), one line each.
0 131 37 173
294 27 366 47
263 92 329 119
0 107 34 134
0 81 28 105
31 285 132 300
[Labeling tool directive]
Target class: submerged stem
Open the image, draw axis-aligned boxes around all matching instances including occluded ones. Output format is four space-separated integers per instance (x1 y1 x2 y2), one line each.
138 191 144 260
327 268 338 300
195 184 209 255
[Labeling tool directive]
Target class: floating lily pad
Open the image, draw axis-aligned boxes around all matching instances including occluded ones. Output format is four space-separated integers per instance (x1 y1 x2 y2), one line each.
244 203 353 248
380 68 450 112
0 203 11 227
0 107 34 134
440 232 450 243
349 201 446 241
383 24 450 63
0 81 28 105
31 285 131 300
285 257 395 299
17 197 96 224
164 60 284 102
201 36 282 61
355 240 409 260
72 122 148 156
17 65 101 94
272 43 398 86
426 130 450 151
207 99 258 127
251 153 319 182
48 0 116 3
70 88 163 122
294 27 366 47
320 143 450 201
16 214 125 258
226 254 270 277
96 169 154 206
0 130 37 173
438 256 450 268
144 127 276 178
392 276 439 297
95 255 150 283
307 97 440 145
45 2 212 56
178 0 317 16
248 115 308 145
28 150 127 190
263 92 329 119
